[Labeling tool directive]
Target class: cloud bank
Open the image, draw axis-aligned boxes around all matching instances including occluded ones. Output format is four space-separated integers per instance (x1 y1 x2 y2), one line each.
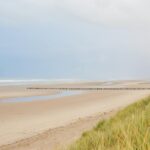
0 0 150 26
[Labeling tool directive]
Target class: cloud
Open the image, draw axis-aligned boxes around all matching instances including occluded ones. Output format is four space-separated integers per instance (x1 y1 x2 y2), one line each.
0 0 150 27
63 0 150 27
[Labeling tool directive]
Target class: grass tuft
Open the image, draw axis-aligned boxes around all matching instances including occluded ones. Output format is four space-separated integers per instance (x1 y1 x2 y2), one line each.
68 97 150 150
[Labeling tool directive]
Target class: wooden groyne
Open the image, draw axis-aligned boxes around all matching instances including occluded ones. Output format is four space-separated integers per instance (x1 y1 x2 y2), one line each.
27 87 150 91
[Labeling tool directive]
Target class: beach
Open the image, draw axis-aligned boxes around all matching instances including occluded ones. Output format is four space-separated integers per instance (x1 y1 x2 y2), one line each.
0 80 150 150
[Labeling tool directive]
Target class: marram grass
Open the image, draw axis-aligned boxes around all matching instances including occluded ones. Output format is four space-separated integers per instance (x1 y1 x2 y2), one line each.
68 97 150 150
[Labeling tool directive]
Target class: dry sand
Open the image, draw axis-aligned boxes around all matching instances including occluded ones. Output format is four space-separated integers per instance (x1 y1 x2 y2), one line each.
0 81 150 150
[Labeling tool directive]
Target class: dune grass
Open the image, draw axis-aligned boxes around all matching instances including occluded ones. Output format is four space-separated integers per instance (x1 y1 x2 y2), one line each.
68 97 150 150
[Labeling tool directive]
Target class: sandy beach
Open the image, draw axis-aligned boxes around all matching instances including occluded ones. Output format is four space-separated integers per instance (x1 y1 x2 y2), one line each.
0 81 150 150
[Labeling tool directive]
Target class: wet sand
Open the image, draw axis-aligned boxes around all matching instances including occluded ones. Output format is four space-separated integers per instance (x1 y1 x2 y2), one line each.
0 84 58 99
0 81 150 150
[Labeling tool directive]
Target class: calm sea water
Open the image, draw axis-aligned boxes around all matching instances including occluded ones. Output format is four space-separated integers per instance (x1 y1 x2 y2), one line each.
0 91 83 103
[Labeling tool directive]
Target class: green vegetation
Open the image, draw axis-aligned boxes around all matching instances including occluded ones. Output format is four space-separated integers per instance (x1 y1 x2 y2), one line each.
68 97 150 150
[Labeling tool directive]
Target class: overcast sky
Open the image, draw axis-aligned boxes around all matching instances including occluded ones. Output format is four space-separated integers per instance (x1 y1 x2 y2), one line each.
0 0 150 80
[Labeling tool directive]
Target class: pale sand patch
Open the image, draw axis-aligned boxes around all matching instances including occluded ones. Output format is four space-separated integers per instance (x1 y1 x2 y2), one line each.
0 109 118 150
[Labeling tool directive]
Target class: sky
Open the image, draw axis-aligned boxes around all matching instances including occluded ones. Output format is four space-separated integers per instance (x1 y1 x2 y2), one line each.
0 0 150 80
